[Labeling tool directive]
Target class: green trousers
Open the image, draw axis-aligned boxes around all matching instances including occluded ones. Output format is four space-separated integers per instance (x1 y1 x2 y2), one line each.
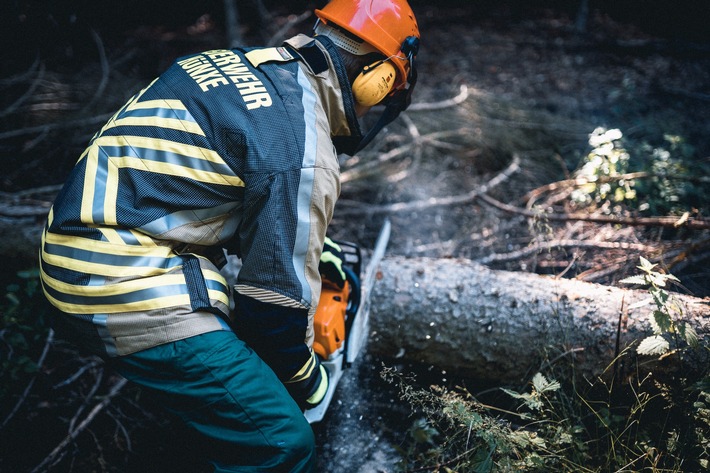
111 330 316 472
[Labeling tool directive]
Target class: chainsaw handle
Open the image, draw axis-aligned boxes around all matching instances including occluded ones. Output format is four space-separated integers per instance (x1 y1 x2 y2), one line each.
343 264 361 319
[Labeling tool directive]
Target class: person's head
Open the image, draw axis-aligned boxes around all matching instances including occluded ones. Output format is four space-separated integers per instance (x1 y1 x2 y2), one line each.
314 0 420 112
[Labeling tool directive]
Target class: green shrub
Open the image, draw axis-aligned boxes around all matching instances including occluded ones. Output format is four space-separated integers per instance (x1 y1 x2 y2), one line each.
0 269 51 404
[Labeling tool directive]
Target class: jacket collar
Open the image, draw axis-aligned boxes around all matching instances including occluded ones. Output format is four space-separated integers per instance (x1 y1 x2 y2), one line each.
283 35 363 156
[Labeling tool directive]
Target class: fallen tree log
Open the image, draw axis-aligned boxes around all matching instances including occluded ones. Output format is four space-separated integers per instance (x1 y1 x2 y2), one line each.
368 256 710 385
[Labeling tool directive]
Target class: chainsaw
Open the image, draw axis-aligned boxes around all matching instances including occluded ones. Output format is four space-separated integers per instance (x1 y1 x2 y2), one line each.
304 219 391 423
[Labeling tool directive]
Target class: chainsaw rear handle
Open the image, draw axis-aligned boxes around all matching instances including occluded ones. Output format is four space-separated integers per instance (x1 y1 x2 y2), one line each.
343 264 361 319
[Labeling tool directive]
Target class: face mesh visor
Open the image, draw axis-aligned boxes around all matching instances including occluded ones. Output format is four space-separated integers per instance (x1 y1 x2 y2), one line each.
314 22 379 56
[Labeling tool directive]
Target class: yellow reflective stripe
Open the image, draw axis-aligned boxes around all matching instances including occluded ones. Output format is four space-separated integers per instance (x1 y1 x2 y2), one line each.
40 267 184 296
96 135 226 165
99 228 124 245
42 252 177 278
203 268 227 283
207 289 230 306
42 289 191 315
112 116 204 135
110 157 244 186
306 365 328 405
80 145 99 224
93 135 245 187
286 352 317 383
245 47 294 67
104 160 119 225
125 99 185 111
44 232 174 258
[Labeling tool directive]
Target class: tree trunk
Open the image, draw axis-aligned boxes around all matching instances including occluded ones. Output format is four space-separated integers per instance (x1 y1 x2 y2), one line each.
368 256 710 384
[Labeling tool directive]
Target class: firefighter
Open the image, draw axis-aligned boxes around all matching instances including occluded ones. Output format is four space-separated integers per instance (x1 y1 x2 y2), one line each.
39 0 419 471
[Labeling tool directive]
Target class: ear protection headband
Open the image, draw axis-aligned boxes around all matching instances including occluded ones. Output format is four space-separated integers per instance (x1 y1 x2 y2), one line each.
352 61 397 107
351 35 419 107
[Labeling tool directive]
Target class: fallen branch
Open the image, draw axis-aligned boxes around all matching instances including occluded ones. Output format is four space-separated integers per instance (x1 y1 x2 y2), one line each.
478 239 663 265
478 192 710 230
341 127 471 183
0 329 54 431
337 155 520 216
407 84 469 111
0 113 113 141
29 377 128 473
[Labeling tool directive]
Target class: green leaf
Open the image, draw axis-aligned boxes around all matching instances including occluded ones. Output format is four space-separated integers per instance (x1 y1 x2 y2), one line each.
637 335 670 356
619 275 648 286
651 310 672 334
532 372 560 394
680 323 699 348
638 256 656 272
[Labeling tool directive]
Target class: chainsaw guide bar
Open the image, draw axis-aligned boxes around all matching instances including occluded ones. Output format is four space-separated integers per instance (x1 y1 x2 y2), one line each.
304 219 391 424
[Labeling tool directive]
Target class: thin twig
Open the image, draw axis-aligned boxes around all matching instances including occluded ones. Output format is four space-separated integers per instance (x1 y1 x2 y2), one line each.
478 192 710 230
407 84 469 111
338 155 521 216
0 329 54 431
69 366 105 432
341 128 471 183
53 359 102 390
30 377 128 473
0 62 46 118
81 29 110 113
478 239 661 265
0 113 113 141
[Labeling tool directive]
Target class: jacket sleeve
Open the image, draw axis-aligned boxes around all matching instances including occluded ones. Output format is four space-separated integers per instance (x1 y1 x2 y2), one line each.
232 162 339 384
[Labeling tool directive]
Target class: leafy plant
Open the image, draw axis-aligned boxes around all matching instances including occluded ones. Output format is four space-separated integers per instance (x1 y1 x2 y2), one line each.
571 127 635 208
620 256 698 356
570 128 708 217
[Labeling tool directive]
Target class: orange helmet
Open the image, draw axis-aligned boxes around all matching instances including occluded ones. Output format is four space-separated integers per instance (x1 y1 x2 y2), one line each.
315 0 420 91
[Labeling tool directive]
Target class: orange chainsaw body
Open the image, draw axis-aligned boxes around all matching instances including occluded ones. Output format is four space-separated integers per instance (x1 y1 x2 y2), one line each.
312 280 350 360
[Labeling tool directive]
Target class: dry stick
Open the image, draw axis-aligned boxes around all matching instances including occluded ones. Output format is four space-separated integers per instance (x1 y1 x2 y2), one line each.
0 62 46 118
340 127 470 183
81 29 110 113
0 329 54 431
30 377 129 473
386 114 423 183
523 171 710 210
69 366 105 433
0 113 113 141
407 84 469 111
337 155 521 216
477 239 662 265
478 192 710 230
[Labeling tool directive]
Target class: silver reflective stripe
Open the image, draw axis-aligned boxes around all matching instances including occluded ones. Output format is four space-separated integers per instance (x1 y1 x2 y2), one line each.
292 68 319 306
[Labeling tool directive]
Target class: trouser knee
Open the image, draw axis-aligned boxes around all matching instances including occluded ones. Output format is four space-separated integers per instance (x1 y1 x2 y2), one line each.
279 420 316 472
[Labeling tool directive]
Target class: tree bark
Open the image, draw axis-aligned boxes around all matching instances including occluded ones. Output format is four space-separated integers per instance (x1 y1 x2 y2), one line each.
368 256 710 384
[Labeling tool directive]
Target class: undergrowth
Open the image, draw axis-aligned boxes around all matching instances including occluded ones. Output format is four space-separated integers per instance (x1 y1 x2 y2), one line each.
384 259 709 472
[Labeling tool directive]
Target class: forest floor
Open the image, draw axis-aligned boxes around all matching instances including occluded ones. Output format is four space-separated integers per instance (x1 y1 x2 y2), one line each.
330 4 710 298
1 4 709 473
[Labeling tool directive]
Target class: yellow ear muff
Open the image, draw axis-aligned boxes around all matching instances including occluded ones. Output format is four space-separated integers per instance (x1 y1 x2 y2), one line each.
352 61 397 107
